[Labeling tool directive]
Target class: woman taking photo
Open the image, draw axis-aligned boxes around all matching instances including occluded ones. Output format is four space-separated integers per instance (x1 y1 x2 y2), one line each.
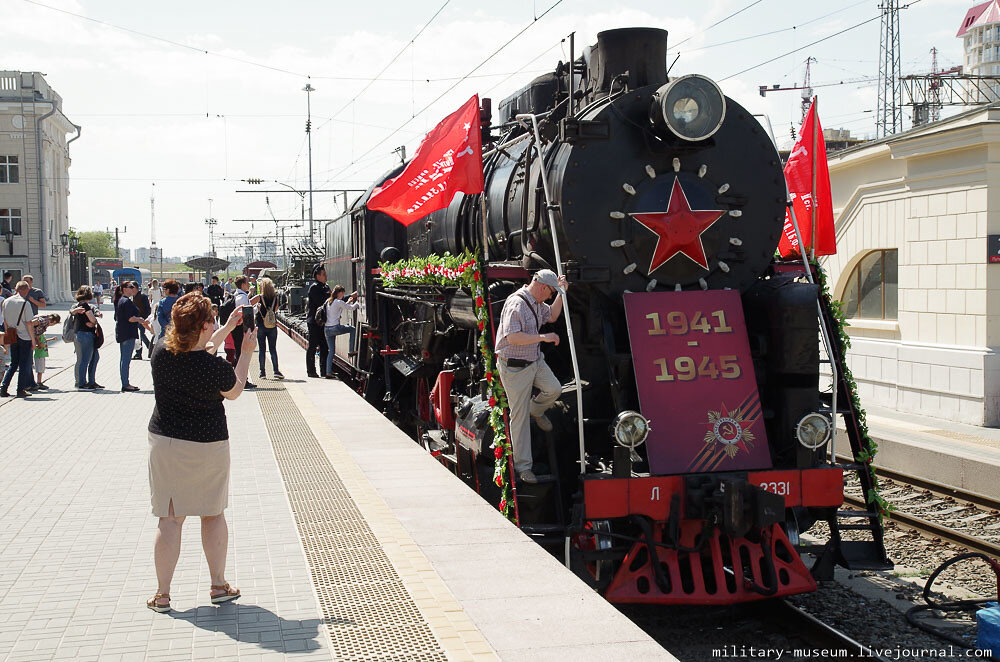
145 293 256 613
72 285 103 390
255 277 283 379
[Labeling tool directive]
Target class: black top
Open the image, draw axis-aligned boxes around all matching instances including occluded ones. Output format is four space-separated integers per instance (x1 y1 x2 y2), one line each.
255 295 277 325
205 283 224 305
133 292 151 318
148 342 238 442
116 297 140 343
75 301 96 333
306 281 330 321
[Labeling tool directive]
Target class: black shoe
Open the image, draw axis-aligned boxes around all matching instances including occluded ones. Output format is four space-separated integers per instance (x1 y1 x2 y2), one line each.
132 353 142 361
27 385 40 392
0 390 9 398
274 371 284 379
245 381 256 389
325 373 337 380
88 383 104 389
35 383 49 390
15 390 30 398
122 385 140 392
307 372 320 378
259 371 266 379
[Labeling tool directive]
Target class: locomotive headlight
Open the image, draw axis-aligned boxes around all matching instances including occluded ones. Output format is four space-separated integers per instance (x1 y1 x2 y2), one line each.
612 410 650 448
650 74 727 142
796 412 832 450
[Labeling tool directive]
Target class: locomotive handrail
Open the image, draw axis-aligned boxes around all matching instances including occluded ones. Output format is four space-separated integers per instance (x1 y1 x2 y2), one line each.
515 111 588 474
755 112 840 463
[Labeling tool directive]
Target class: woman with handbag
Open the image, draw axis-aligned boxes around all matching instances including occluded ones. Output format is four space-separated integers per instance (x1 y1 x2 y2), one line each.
73 285 104 390
254 278 283 380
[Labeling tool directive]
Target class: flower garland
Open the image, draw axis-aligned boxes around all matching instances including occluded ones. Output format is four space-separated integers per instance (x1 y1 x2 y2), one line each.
379 251 515 521
814 263 892 521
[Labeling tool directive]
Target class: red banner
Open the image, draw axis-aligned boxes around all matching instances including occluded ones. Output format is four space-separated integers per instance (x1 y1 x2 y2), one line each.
778 99 836 257
624 291 772 475
367 95 484 225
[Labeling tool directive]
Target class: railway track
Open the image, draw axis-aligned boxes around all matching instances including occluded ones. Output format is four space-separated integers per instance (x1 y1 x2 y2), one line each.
839 459 1000 559
769 599 894 661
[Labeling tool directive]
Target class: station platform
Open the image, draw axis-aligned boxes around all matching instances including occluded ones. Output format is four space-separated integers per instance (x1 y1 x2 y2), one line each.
0 303 673 662
835 403 1000 500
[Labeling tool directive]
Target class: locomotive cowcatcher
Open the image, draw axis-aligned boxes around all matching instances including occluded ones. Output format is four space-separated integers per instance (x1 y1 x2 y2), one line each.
315 27 892 606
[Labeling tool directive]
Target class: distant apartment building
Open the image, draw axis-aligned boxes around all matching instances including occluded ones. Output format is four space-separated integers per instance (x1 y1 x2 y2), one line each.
959 1 1000 76
118 247 131 262
0 72 80 300
134 246 150 264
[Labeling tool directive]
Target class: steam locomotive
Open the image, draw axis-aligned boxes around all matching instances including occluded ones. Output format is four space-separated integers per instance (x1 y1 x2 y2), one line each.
316 27 890 605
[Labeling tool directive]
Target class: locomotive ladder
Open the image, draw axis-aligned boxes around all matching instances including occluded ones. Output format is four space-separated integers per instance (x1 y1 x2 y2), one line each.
754 112 890 573
785 201 892 574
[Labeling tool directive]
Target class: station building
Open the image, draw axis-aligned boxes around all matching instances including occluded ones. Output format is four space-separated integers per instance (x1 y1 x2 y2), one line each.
0 71 79 301
822 103 1000 426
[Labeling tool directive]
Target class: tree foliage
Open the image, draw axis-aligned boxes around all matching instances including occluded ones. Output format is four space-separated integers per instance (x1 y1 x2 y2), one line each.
74 230 116 258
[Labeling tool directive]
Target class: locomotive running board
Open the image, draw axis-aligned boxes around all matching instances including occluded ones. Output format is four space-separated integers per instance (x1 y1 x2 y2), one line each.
603 521 816 605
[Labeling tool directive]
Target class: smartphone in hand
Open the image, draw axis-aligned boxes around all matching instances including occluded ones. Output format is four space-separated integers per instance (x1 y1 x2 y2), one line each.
242 305 255 332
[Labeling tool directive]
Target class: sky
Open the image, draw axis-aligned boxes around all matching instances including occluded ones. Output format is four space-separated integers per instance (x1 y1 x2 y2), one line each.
6 0 978 260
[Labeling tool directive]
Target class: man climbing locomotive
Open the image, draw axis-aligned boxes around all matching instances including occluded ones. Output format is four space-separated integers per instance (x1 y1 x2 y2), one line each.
318 26 891 608
495 269 568 484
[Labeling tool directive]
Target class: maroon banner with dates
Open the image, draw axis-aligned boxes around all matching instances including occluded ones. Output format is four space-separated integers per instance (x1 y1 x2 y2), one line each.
624 291 772 475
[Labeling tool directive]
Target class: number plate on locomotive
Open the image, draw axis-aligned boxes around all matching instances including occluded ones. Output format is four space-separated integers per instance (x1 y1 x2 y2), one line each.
624 291 772 475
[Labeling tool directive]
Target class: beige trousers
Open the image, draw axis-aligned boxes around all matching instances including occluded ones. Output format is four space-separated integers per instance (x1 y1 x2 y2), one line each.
497 356 562 473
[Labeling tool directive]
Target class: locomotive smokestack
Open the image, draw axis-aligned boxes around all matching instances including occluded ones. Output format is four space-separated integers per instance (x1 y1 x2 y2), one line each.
590 28 668 94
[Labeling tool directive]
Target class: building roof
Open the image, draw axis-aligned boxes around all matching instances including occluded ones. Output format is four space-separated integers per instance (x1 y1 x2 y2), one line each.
958 0 998 37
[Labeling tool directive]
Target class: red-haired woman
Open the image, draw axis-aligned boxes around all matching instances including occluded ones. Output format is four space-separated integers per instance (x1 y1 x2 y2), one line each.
145 293 256 613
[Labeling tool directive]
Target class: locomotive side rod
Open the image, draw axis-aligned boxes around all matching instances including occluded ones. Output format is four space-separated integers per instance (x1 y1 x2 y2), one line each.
516 111 588 474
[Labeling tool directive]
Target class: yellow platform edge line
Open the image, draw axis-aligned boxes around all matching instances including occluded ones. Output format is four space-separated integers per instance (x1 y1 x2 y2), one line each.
284 382 500 662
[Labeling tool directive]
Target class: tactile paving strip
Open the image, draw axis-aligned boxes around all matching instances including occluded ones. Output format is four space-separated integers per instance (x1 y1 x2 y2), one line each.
256 384 448 661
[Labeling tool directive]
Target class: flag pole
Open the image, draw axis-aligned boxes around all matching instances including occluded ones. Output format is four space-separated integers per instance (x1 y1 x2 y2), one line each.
810 96 819 261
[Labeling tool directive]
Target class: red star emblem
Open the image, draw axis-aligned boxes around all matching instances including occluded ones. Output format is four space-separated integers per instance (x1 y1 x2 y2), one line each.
630 178 725 273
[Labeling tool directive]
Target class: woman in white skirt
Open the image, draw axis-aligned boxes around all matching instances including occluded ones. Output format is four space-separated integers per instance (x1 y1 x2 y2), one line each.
146 292 256 612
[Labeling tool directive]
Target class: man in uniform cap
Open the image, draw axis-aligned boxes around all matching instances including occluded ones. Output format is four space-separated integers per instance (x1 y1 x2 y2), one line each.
494 269 569 484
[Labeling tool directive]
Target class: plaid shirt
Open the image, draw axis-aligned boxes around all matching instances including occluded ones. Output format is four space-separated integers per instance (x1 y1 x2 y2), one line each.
495 286 551 361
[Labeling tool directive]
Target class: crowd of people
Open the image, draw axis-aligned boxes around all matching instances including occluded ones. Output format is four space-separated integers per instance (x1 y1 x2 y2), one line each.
0 271 293 397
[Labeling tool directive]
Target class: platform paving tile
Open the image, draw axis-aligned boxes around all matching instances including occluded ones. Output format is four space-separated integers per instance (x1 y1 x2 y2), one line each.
0 311 334 661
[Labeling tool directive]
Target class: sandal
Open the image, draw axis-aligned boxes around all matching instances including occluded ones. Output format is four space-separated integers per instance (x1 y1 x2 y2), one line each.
210 582 241 604
146 592 171 613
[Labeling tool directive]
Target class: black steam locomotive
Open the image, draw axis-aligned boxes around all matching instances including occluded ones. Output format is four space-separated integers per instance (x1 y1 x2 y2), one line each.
314 27 890 605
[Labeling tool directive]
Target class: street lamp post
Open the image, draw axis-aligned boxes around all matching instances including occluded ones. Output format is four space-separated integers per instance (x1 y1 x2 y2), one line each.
303 83 315 244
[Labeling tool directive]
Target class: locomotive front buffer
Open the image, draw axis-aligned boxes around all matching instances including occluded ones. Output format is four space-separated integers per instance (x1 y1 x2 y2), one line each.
577 466 844 605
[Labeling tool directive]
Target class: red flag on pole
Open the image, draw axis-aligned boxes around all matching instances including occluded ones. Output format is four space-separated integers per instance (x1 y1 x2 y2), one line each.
777 99 836 258
367 95 485 226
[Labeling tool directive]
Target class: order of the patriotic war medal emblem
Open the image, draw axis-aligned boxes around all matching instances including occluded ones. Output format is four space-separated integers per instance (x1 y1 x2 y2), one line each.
704 404 756 459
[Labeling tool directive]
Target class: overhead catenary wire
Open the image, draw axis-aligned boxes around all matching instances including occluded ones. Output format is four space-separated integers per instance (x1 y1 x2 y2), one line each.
21 0 308 78
684 0 870 54
672 0 765 49
321 0 567 186
313 0 453 133
721 0 924 81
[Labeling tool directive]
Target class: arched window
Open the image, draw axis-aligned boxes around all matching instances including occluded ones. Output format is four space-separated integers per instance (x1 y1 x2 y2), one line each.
841 250 897 320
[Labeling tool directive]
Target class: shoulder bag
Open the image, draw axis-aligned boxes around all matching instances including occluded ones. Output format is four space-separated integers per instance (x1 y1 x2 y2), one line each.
2 302 27 346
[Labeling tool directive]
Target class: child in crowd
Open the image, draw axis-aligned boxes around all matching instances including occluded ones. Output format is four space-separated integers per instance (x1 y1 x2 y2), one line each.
29 313 60 390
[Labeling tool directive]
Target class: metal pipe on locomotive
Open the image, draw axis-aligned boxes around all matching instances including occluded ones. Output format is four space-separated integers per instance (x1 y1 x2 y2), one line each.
322 27 891 606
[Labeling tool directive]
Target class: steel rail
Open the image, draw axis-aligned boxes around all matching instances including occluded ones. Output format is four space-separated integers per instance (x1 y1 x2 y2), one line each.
843 493 1000 559
770 599 894 661
836 455 1000 511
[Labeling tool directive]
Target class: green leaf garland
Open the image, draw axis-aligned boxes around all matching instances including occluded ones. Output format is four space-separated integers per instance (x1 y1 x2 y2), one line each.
814 263 893 521
379 250 516 522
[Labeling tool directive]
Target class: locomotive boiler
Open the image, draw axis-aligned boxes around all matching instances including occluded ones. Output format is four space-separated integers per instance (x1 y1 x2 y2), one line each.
319 27 890 606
